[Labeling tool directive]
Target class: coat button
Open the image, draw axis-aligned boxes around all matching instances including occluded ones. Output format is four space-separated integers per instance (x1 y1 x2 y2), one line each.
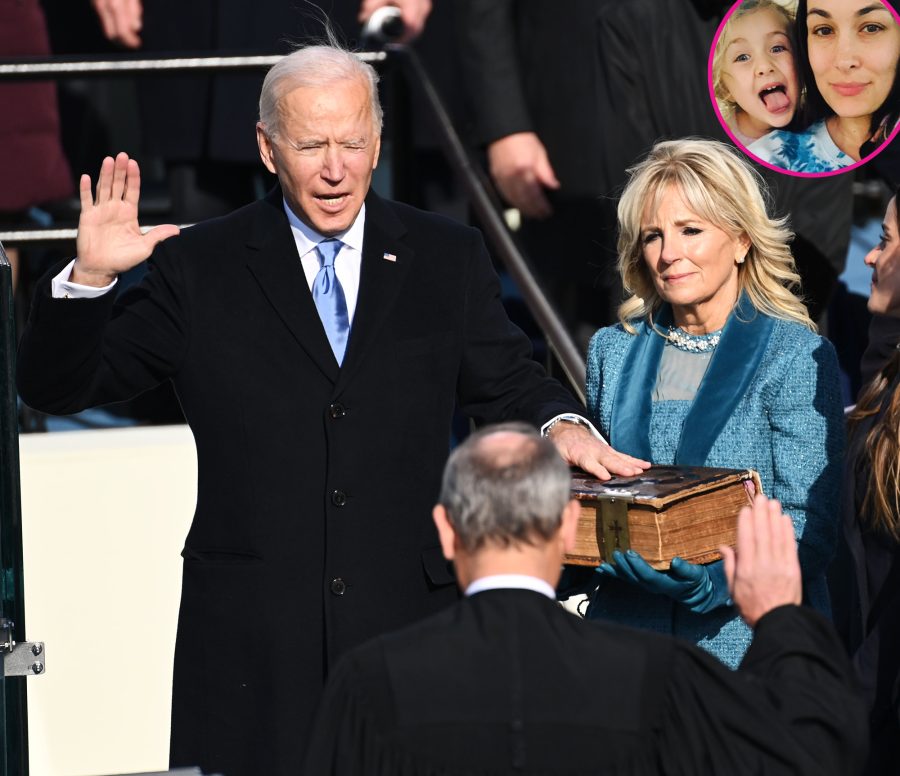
331 490 347 507
328 402 346 419
330 578 346 596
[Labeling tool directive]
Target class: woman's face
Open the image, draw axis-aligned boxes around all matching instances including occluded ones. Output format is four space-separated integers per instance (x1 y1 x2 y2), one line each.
806 0 900 120
865 196 900 317
640 185 750 330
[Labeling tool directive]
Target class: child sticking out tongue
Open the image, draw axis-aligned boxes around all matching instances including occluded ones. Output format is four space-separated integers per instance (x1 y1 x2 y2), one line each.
713 0 799 148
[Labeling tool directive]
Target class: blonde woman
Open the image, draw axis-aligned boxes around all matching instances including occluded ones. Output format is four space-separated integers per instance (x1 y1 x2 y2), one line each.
584 138 844 668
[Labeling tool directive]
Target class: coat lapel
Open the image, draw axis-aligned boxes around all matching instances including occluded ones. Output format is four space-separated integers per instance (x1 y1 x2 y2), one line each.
609 310 670 460
675 293 775 464
245 191 340 384
335 192 412 391
609 295 775 465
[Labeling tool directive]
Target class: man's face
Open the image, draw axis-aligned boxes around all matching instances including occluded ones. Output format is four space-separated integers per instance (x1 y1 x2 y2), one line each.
257 78 381 235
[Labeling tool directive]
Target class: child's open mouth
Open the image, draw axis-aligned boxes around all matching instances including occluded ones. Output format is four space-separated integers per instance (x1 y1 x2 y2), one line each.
758 84 791 114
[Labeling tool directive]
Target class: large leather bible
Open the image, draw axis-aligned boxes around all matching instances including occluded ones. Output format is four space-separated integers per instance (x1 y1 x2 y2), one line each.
566 466 762 570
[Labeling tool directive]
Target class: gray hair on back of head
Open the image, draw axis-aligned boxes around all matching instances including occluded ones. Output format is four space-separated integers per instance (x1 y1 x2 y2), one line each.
439 422 572 552
258 41 383 140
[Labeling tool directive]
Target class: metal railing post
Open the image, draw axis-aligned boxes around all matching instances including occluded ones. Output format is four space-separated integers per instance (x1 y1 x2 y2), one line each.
0 242 29 776
392 46 587 400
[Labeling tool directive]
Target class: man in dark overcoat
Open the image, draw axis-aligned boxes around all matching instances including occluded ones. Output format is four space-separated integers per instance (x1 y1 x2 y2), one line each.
16 44 645 776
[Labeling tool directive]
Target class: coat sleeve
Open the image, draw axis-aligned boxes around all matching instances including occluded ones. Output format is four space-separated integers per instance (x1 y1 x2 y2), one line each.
17 243 189 414
454 227 583 428
767 335 845 582
657 606 868 776
585 326 615 435
454 0 533 146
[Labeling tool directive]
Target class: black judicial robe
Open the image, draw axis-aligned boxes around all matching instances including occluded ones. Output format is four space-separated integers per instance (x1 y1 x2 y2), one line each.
304 589 868 775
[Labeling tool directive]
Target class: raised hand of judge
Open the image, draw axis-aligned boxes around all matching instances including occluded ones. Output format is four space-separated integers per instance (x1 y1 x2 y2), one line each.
720 495 802 629
598 552 728 614
73 152 180 287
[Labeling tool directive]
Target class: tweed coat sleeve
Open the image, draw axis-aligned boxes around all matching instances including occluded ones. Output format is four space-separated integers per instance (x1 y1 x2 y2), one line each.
585 325 629 436
764 330 846 582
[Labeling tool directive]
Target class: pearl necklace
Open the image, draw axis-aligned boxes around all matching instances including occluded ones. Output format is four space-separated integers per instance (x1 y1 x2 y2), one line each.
666 326 722 353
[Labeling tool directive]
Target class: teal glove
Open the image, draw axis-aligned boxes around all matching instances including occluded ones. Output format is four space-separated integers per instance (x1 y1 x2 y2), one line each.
597 550 729 614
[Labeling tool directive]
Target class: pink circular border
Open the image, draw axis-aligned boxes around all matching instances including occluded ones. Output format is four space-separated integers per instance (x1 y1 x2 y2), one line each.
707 0 900 178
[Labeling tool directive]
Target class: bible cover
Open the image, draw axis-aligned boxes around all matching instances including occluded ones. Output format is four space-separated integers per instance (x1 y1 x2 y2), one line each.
566 466 762 570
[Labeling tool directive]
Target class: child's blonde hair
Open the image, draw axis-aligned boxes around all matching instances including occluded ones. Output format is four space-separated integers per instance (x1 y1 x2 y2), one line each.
712 0 795 118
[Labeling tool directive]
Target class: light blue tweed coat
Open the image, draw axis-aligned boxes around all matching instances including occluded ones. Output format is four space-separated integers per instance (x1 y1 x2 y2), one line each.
584 304 845 668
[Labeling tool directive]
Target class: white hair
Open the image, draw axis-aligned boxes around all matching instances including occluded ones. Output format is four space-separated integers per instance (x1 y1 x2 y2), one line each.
258 44 383 139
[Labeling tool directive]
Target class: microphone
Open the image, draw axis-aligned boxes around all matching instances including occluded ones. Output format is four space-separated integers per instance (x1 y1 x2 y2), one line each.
361 6 406 45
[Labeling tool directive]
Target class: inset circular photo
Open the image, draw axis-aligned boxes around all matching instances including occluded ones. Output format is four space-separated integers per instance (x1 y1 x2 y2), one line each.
709 0 900 176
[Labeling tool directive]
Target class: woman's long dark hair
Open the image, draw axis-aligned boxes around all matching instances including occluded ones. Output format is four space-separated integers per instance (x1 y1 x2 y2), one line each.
848 187 900 540
795 0 900 150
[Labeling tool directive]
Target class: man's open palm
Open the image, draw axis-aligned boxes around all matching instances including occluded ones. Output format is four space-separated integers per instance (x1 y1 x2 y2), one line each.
74 152 179 286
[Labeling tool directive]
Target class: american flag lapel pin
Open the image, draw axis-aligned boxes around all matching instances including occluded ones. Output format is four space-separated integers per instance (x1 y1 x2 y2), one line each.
382 251 397 262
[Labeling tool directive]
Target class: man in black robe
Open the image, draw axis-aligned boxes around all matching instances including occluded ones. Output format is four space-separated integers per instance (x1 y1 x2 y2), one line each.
304 423 868 775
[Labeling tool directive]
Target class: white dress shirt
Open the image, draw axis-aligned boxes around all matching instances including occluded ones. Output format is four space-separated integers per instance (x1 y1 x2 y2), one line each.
286 199 364 324
465 574 556 600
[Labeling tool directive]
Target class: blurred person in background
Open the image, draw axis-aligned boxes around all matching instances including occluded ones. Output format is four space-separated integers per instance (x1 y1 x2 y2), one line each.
0 0 72 288
840 186 900 774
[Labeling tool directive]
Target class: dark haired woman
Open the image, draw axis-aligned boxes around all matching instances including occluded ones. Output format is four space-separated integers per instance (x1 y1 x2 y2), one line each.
843 188 900 772
750 0 900 172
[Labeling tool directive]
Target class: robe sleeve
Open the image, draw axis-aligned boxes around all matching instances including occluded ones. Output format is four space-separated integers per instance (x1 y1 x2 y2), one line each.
302 649 444 776
655 606 868 776
767 336 845 583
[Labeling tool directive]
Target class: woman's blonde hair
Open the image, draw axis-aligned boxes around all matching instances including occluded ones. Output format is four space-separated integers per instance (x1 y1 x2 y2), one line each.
712 0 795 119
616 138 813 332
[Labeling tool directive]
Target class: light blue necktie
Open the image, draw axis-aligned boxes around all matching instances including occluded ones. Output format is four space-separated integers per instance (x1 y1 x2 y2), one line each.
312 238 350 365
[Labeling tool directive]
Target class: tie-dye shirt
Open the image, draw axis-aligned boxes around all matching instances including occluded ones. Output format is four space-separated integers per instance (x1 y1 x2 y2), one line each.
748 120 851 173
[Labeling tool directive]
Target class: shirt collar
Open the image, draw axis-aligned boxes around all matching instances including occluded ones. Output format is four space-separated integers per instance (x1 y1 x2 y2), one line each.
464 574 556 600
282 198 366 256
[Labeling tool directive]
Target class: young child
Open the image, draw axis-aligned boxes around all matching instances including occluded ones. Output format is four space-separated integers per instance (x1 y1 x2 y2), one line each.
713 0 800 147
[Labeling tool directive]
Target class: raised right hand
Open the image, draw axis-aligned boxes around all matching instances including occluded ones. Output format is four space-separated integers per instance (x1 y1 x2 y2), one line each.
74 152 180 287
720 495 802 628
